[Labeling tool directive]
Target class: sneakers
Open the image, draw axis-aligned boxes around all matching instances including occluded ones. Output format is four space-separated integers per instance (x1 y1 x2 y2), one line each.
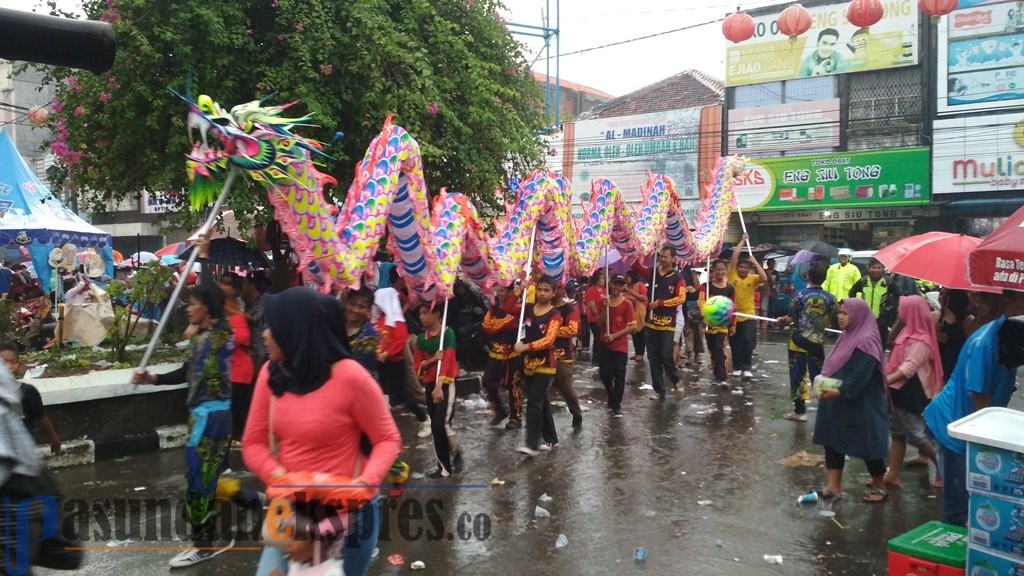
612 409 623 418
428 467 452 479
731 370 741 377
539 442 558 451
742 370 754 379
516 446 541 457
785 412 808 422
417 421 432 438
571 414 583 429
717 381 730 389
168 540 235 568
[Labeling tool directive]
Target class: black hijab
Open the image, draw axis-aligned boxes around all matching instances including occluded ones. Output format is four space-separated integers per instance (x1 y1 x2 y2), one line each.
264 287 352 397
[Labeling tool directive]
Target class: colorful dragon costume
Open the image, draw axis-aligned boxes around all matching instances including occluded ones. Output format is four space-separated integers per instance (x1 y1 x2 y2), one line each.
178 91 744 303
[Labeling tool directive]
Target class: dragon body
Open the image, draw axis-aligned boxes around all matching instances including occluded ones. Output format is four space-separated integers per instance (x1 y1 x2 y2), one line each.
179 92 743 302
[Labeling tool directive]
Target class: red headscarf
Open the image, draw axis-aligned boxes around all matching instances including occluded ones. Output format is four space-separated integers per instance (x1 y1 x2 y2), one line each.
886 295 944 398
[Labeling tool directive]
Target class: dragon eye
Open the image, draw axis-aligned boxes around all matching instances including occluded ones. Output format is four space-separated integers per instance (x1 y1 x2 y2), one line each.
197 94 215 114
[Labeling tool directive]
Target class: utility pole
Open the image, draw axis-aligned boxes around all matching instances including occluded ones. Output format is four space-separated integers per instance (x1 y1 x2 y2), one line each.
507 0 560 131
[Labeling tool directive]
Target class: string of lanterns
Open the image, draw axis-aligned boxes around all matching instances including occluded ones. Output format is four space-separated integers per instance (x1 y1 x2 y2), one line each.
722 0 961 44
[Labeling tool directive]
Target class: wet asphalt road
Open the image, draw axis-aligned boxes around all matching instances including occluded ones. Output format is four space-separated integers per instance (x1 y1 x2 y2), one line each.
37 334 1024 576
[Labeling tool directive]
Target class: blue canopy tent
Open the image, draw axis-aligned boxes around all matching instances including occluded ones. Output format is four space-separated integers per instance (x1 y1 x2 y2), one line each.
0 128 113 291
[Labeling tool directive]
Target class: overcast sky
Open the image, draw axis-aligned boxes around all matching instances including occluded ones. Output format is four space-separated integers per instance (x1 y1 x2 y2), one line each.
5 0 794 97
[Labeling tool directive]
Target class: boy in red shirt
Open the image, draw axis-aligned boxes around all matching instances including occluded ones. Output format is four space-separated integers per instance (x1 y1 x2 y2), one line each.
599 274 636 417
415 305 462 478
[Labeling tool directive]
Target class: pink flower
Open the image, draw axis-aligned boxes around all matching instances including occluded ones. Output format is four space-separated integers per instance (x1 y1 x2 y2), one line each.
271 0 278 6
64 75 78 88
295 22 304 31
427 103 439 116
320 63 333 76
74 85 83 94
51 98 63 114
276 34 284 42
73 106 85 117
246 28 253 36
97 139 110 149
99 92 111 103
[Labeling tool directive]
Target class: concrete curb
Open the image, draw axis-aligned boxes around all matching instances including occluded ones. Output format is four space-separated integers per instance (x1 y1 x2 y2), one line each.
28 363 185 406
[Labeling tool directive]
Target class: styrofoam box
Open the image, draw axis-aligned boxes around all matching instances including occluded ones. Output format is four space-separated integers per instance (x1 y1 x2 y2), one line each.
967 546 1024 575
968 493 1024 560
949 408 1024 498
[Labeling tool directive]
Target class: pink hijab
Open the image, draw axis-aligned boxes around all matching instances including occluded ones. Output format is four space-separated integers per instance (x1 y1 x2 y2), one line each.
886 295 944 398
821 298 884 377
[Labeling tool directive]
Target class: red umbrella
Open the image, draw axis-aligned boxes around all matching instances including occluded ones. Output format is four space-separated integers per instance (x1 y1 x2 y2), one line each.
155 241 188 258
969 204 1024 291
876 232 999 292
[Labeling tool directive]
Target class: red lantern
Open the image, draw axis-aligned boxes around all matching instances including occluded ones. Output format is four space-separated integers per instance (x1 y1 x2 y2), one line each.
722 7 755 44
847 0 884 29
919 0 958 18
26 106 48 127
777 3 813 39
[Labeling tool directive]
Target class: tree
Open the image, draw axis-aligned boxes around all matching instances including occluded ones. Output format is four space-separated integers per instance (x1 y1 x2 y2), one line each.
36 0 544 233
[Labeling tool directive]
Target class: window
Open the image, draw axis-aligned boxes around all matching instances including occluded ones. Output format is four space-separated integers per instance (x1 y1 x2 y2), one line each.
783 76 837 103
733 82 782 108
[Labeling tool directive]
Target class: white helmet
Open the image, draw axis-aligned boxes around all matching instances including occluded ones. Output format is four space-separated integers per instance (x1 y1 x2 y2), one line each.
838 248 854 257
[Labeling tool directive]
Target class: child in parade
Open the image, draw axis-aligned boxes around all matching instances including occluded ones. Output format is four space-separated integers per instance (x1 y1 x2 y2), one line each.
513 276 562 456
699 260 736 387
777 265 836 422
599 275 636 416
481 284 524 428
552 282 584 428
374 288 431 438
415 305 463 478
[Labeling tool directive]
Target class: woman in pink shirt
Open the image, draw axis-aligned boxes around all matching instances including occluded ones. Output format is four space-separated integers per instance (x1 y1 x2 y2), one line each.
243 287 401 576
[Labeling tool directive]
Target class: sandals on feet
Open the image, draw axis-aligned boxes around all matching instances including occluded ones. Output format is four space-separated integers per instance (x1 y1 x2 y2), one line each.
863 489 888 503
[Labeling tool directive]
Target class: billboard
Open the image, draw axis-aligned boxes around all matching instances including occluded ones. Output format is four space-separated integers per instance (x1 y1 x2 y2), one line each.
727 99 841 154
932 112 1024 193
569 108 701 204
732 147 931 211
937 0 1024 113
725 0 919 87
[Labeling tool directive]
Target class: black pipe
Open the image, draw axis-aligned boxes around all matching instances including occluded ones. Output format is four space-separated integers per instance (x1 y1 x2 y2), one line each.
0 7 115 74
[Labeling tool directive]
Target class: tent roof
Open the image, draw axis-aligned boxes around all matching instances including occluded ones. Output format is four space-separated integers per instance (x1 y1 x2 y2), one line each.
0 127 110 247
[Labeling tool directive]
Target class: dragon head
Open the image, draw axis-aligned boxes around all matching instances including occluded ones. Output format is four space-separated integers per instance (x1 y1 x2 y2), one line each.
172 85 332 211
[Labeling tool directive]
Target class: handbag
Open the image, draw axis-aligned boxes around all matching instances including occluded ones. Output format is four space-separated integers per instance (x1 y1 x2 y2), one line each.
261 394 355 576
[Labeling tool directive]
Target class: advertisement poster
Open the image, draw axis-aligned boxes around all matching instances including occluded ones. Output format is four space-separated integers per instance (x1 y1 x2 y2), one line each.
938 0 1024 113
725 0 919 87
732 147 931 211
728 99 840 154
569 108 701 204
932 112 1024 193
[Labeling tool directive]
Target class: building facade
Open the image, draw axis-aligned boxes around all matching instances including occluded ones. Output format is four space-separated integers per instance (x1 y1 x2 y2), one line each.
930 0 1024 236
722 0 936 249
558 69 725 222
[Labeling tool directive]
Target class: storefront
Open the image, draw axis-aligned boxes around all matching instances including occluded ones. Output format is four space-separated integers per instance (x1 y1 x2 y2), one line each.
732 147 932 249
932 112 1024 236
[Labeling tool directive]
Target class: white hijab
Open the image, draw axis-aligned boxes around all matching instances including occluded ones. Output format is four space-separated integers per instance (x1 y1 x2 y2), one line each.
374 287 406 327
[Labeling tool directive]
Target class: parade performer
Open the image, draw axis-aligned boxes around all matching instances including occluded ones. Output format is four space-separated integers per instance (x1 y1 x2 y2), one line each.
374 287 430 439
633 247 687 399
699 260 736 387
513 276 562 456
728 234 768 379
552 282 584 428
481 284 524 428
599 275 636 417
414 305 463 478
133 266 235 567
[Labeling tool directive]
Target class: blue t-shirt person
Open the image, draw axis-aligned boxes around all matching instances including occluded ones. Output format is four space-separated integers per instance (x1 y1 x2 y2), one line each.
924 316 1018 455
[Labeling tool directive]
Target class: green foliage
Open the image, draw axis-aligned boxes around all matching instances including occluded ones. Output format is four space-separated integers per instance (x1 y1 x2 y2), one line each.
104 261 176 361
35 0 545 231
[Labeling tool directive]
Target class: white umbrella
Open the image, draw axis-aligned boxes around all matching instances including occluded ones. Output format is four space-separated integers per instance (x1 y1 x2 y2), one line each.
596 248 622 268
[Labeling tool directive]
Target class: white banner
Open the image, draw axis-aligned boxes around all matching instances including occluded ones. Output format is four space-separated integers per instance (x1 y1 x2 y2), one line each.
569 108 701 204
140 190 181 214
728 99 840 154
932 111 1024 193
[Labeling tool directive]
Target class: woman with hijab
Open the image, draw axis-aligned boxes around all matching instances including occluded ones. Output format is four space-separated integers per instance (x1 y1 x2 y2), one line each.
813 298 890 503
133 284 235 568
243 287 401 576
879 296 944 490
374 287 430 439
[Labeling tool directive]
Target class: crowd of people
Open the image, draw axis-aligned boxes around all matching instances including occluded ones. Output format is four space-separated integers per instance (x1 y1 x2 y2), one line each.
2 232 1021 575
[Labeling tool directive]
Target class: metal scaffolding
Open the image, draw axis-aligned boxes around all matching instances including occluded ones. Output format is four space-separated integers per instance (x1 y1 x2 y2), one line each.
507 0 560 131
